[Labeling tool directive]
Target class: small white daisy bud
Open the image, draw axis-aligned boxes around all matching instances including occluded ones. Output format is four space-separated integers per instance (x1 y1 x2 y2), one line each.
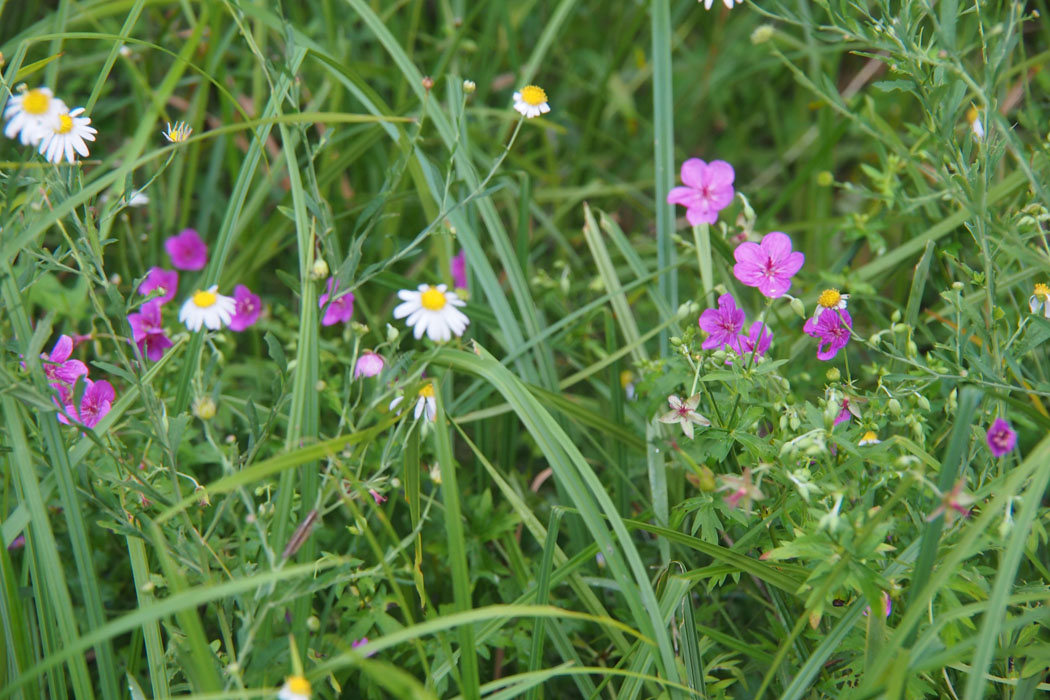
429 463 442 484
225 434 236 443
193 396 217 420
310 258 329 280
119 45 131 57
109 273 122 285
463 79 476 94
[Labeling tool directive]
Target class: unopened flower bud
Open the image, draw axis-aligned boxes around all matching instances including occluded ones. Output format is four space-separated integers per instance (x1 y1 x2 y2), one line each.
422 76 434 91
351 321 369 335
315 380 326 392
751 24 775 44
816 170 834 187
192 396 217 421
946 389 957 413
310 258 329 280
669 336 683 347
915 394 930 412
825 367 841 382
906 340 918 357
676 302 694 319
892 323 909 334
888 398 902 416
307 615 321 631
695 466 716 492
951 281 964 290
386 323 399 343
789 296 806 319
195 486 210 507
890 310 902 323
462 79 476 94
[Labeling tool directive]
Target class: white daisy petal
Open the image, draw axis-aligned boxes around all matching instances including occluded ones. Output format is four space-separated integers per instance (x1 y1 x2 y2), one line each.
393 283 470 343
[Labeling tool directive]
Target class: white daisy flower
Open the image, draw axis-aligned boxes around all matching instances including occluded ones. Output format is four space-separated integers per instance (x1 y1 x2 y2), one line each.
162 120 193 143
38 107 97 164
858 430 881 446
966 106 984 140
512 85 550 119
277 675 311 700
389 384 438 422
3 87 67 145
1029 283 1050 319
703 0 744 8
179 285 236 331
393 283 469 342
811 288 849 322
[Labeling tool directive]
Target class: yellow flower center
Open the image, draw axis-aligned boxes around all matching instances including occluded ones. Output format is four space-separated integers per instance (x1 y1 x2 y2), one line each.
420 287 447 311
818 288 842 309
284 675 311 696
861 430 878 443
966 106 980 125
520 85 548 106
419 384 435 398
23 89 50 115
56 114 73 134
1035 283 1050 301
193 290 217 308
619 370 635 389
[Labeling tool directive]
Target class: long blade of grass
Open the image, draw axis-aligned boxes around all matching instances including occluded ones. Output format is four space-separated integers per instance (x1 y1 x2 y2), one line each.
651 0 677 355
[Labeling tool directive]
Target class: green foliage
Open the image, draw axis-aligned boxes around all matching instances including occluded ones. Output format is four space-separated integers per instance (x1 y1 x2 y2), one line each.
2 1 1050 699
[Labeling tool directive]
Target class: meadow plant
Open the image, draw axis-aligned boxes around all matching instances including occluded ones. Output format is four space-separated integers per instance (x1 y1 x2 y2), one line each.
2 1 1049 699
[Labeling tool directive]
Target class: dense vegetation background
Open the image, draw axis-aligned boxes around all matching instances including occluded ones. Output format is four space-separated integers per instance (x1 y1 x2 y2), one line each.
2 1 1049 698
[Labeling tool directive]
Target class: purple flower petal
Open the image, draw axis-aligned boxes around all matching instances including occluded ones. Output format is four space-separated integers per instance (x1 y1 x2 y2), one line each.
165 229 208 271
229 284 262 331
139 267 179 305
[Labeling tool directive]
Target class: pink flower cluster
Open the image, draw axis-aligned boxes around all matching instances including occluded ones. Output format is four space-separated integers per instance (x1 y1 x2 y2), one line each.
131 230 263 360
697 293 771 358
37 335 114 428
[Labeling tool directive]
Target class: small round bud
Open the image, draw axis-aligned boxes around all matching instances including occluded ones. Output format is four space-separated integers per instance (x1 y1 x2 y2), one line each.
192 396 217 421
892 323 909 334
306 615 321 631
825 367 841 382
669 336 683 347
462 79 476 94
386 323 399 343
915 394 931 411
816 171 834 187
226 662 241 675
315 380 326 392
951 281 964 290
888 398 902 416
140 580 155 593
109 273 122 285
422 76 434 91
351 321 369 335
906 340 918 357
890 310 902 323
310 258 329 280
751 24 775 44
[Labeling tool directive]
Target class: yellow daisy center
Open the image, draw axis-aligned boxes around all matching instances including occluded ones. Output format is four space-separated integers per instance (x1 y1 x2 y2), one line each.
966 106 980 125
520 85 548 106
1035 283 1050 301
619 370 635 389
193 290 217 308
420 287 447 311
419 384 435 398
284 675 311 695
56 114 74 134
861 430 878 443
818 288 842 309
23 89 50 115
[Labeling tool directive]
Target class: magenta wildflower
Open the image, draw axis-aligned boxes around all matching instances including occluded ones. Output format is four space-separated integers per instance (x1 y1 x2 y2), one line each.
803 308 852 361
127 301 173 362
667 158 735 226
57 379 114 428
833 397 861 427
39 335 88 385
718 467 765 513
369 489 387 504
164 229 208 270
698 294 745 351
228 284 262 332
352 637 375 657
319 278 354 326
862 592 893 618
354 351 385 378
986 418 1017 457
138 267 179 305
451 249 468 289
732 232 805 298
736 321 772 357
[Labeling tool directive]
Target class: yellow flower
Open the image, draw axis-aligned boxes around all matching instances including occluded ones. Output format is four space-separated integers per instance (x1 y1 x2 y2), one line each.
278 675 311 700
858 430 880 446
162 120 193 143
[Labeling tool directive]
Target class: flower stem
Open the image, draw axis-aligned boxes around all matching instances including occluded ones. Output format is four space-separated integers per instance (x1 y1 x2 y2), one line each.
692 223 713 299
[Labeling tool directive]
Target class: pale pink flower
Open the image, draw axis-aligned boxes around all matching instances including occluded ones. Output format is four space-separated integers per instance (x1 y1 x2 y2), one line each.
667 158 735 226
657 394 711 439
732 232 804 298
354 351 385 378
719 467 765 512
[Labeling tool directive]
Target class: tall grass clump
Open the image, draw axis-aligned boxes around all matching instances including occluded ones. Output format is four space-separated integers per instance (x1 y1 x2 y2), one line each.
1 1 1049 698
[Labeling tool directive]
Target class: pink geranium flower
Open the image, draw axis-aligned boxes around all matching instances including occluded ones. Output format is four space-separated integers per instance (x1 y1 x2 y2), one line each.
804 308 852 361
57 379 114 428
127 301 173 362
164 229 208 270
833 397 861 427
229 285 262 331
732 232 805 298
318 278 354 326
39 335 88 385
451 250 468 289
736 321 772 357
354 351 385 378
138 267 179 305
667 158 735 226
986 418 1017 457
698 293 745 351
